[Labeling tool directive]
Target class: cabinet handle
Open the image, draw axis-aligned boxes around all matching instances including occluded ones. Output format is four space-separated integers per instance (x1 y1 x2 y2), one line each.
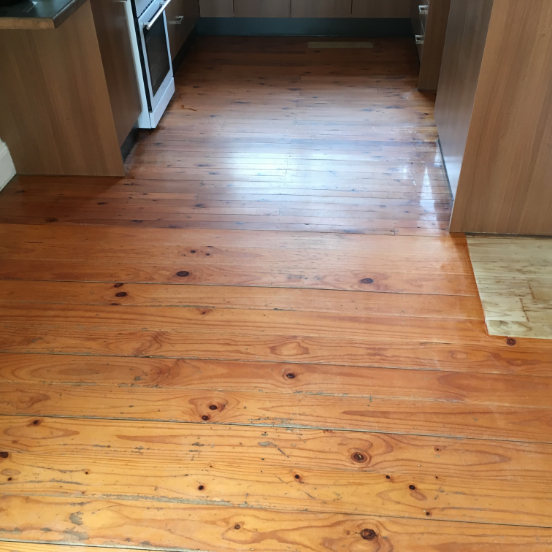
169 15 184 24
415 35 425 45
419 5 429 15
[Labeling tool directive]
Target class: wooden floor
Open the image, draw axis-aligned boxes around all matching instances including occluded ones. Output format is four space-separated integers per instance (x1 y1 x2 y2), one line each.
0 37 451 235
1 37 552 551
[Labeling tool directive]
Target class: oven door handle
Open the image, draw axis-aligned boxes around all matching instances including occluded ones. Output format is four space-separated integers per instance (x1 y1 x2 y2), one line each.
145 0 172 30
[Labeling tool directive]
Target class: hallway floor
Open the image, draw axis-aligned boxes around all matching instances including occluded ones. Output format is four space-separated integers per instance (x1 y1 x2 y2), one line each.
0 37 551 551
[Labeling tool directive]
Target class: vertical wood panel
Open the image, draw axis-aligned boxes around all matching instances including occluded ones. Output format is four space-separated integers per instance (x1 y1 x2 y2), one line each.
291 0 351 18
235 0 291 17
0 1 124 176
352 0 411 18
450 0 552 235
199 0 234 17
417 0 451 91
166 0 200 59
166 0 187 58
90 0 142 146
434 0 493 197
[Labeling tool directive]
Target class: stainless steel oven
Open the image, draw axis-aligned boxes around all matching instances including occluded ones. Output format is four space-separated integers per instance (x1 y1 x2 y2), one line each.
132 0 175 128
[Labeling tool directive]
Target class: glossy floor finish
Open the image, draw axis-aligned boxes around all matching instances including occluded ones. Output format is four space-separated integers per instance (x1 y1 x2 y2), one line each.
1 37 552 552
0 37 451 235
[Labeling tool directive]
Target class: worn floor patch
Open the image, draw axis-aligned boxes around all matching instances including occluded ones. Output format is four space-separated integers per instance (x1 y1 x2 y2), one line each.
467 235 552 340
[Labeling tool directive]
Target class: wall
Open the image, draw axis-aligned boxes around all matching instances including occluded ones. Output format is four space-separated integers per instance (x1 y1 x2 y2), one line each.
0 139 16 191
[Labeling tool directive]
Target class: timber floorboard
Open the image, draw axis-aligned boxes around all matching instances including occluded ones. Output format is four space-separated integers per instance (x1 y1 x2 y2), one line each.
0 36 551 551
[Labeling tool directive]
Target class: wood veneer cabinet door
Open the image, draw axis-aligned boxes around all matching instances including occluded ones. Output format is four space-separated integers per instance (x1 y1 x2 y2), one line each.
0 1 124 176
413 0 451 91
434 0 493 198
352 0 410 18
235 0 291 17
291 0 351 18
166 0 199 59
199 0 234 16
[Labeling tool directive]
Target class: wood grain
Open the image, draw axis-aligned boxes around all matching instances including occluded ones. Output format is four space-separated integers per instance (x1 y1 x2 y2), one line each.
3 352 551 404
1 497 552 551
0 258 477 294
0 302 499 342
0 17 57 30
90 0 142 146
4 378 552 441
0 1 124 176
0 281 483 318
1 418 552 524
291 0 351 18
434 0 493 197
199 0 234 17
4 415 552 479
416 0 451 91
450 0 552 234
0 36 550 548
1 37 449 234
352 0 411 18
2 326 550 374
0 224 478 294
235 0 291 17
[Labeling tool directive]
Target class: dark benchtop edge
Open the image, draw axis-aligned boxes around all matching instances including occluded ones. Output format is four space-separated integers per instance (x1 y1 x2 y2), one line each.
0 0 87 30
52 0 87 27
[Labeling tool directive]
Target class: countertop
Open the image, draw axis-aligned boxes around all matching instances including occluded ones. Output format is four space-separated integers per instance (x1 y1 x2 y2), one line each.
0 0 88 29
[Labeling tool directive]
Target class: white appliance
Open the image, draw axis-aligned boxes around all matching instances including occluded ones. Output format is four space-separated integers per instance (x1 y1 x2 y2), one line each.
124 0 175 128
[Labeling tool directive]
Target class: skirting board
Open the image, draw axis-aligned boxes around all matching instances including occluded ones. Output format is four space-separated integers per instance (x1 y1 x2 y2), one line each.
196 18 413 37
0 140 16 191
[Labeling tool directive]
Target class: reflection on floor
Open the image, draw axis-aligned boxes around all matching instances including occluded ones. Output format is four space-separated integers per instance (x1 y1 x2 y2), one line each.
0 37 552 551
468 235 552 339
0 37 451 235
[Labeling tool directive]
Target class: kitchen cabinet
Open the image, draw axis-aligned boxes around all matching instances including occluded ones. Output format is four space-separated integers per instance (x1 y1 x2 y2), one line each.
90 0 142 146
411 0 451 90
411 1 424 59
198 0 414 18
166 0 200 59
352 0 410 18
438 0 552 235
291 0 351 18
199 0 234 17
235 0 291 17
0 0 132 176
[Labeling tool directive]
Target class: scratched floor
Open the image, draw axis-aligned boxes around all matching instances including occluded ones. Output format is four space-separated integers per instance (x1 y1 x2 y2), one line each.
0 37 552 552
